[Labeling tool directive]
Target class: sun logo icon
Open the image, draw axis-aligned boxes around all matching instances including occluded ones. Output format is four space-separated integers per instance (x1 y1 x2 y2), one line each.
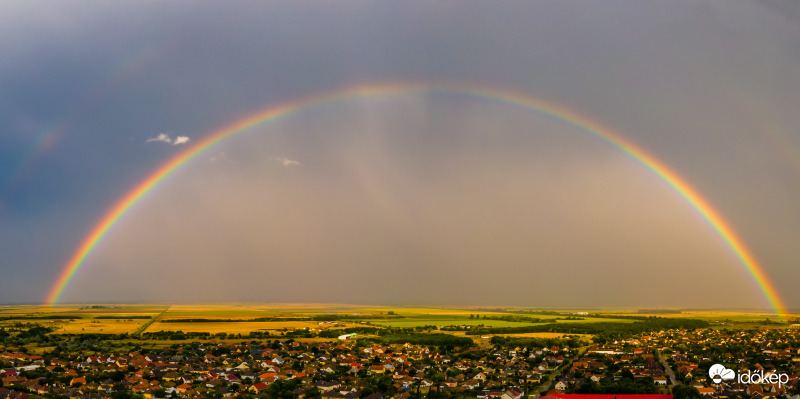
709 364 735 384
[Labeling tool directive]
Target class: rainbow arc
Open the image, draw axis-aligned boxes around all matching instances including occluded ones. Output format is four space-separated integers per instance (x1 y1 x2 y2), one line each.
44 82 788 319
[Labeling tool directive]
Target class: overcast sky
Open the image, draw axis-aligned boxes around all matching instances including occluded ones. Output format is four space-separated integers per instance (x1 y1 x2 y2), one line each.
2 0 800 310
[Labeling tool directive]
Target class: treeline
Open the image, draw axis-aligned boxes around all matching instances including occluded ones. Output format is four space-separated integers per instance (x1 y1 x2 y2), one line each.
360 333 474 347
475 315 549 323
141 331 215 340
465 318 709 337
160 317 305 323
138 329 323 340
481 315 583 323
94 316 152 319
501 309 673 322
489 335 585 348
161 314 399 323
576 375 658 394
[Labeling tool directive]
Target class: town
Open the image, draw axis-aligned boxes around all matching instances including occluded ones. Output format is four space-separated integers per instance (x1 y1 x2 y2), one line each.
2 321 800 399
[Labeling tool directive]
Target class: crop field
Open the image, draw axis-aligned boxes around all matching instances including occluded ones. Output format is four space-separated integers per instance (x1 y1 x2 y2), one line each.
0 305 166 316
365 313 633 328
2 304 796 341
48 318 150 334
144 320 358 334
159 304 400 319
160 304 274 318
603 310 790 323
0 318 149 335
0 305 161 334
668 311 786 322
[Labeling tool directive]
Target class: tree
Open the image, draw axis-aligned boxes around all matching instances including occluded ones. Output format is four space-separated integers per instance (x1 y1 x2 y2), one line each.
621 369 634 381
672 385 703 399
577 380 598 394
305 387 321 399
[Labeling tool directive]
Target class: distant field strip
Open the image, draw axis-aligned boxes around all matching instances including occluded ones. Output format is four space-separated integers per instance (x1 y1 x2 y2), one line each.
144 320 355 334
367 315 631 328
368 319 541 328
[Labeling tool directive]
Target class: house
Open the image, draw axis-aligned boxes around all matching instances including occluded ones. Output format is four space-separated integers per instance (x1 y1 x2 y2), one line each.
697 387 715 396
70 377 86 386
249 383 269 394
501 387 524 399
479 389 504 399
463 380 481 390
316 381 341 392
369 365 386 374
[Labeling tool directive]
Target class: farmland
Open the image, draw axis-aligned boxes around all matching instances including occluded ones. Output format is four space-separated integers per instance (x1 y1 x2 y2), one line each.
0 304 795 342
145 320 355 334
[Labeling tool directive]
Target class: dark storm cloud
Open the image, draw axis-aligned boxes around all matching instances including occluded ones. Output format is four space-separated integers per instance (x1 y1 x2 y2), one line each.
1 1 799 309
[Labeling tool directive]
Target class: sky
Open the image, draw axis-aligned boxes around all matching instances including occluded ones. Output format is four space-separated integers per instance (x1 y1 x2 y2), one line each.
1 0 800 310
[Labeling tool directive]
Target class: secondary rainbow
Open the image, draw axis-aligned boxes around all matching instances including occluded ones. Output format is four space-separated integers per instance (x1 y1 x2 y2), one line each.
44 82 789 317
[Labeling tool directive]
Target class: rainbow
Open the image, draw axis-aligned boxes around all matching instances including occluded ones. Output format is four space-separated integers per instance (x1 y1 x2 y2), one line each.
44 82 788 318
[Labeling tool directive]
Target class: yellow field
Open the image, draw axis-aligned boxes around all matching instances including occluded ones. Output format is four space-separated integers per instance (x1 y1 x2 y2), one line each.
47 318 150 334
606 310 794 322
145 320 360 334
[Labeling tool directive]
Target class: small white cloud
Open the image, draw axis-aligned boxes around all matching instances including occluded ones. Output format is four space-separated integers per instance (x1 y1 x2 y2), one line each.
172 136 191 145
146 133 172 144
269 156 301 167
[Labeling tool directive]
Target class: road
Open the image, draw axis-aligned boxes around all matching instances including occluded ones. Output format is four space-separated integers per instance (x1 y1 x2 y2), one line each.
531 346 590 398
656 349 678 386
132 305 170 336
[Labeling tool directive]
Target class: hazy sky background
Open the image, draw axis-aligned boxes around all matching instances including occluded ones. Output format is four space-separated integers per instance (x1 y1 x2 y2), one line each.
1 0 800 309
